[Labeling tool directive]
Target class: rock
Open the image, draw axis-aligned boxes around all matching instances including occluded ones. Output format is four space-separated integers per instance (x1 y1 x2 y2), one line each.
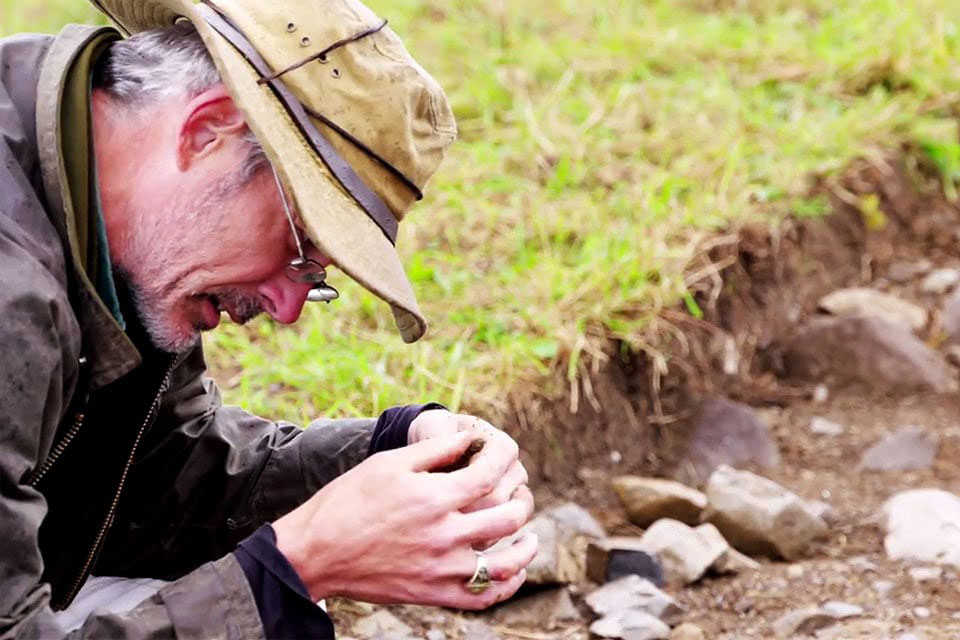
590 609 671 640
805 499 838 525
787 564 805 579
669 623 706 640
881 489 960 568
782 315 958 395
711 545 762 574
809 417 844 437
820 601 864 618
676 396 781 486
352 610 413 639
913 606 931 619
587 538 665 586
459 620 501 640
920 267 960 295
945 345 960 368
772 607 840 638
812 384 830 403
817 288 928 332
887 259 932 283
611 476 707 527
908 566 943 582
871 579 895 595
944 287 960 343
495 502 605 585
633 519 729 585
814 620 893 638
858 427 940 472
702 465 828 560
492 587 581 629
426 631 446 640
584 575 684 626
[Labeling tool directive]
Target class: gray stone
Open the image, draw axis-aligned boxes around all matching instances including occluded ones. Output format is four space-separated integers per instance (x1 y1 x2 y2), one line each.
887 259 932 283
492 587 581 629
920 268 960 295
783 315 958 395
945 287 960 344
809 417 845 437
669 624 706 640
587 538 664 586
677 396 781 486
494 502 605 585
633 519 729 586
703 465 828 560
772 607 839 638
858 427 940 472
585 575 684 625
818 287 928 332
612 476 707 527
590 609 671 640
352 610 413 639
881 489 960 568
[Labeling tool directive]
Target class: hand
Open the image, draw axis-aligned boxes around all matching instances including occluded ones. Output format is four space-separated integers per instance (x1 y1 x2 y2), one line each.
409 410 533 522
273 431 537 609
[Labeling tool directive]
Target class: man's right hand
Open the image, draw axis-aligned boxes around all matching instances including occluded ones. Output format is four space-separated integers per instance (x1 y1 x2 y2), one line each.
272 430 538 610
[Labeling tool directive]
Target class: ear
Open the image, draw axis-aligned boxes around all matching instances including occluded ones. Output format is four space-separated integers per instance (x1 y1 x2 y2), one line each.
175 84 248 171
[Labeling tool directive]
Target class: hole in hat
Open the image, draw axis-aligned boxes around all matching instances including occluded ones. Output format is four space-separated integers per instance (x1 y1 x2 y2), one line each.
300 35 311 47
317 53 329 64
286 22 296 32
331 68 341 78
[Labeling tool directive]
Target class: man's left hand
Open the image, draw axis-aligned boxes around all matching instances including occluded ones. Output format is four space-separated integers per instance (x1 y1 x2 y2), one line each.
409 410 533 532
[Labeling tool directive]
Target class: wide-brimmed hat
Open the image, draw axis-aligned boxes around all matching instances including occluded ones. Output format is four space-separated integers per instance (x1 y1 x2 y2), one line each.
89 0 456 342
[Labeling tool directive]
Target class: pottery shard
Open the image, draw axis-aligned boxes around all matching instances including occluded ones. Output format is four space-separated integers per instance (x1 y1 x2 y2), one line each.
493 502 606 585
634 519 729 586
612 476 707 527
782 315 958 395
817 287 927 332
880 488 960 568
702 465 827 560
676 396 781 486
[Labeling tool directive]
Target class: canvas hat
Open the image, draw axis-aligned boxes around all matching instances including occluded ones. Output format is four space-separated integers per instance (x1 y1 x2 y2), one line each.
89 0 457 342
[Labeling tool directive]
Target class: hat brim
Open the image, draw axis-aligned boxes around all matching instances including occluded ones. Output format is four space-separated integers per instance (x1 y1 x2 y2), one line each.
92 0 428 342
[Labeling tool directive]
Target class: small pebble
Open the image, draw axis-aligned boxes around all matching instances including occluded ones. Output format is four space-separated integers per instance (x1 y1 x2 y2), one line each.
820 601 864 618
872 579 895 595
812 384 830 403
908 566 942 582
426 631 446 640
913 606 931 619
787 565 805 579
920 267 960 294
809 417 844 436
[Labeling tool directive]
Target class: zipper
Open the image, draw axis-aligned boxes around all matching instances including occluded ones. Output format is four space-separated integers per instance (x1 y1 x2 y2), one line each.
54 353 183 609
27 357 90 488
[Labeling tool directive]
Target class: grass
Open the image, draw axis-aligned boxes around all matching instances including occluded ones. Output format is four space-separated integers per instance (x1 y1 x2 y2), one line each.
5 0 959 425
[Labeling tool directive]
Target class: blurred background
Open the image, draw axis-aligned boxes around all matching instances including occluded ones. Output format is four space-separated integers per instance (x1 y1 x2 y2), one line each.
3 1 959 636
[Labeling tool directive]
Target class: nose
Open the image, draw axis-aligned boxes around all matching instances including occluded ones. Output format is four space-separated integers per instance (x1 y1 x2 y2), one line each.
257 269 314 324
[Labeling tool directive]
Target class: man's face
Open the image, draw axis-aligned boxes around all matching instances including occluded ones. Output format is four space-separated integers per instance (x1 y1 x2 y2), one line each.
98 86 327 353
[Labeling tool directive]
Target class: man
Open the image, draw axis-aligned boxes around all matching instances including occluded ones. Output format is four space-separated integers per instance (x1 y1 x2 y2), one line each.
0 0 536 637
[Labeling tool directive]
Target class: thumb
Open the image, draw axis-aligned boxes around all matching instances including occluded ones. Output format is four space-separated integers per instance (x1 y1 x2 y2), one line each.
400 429 474 472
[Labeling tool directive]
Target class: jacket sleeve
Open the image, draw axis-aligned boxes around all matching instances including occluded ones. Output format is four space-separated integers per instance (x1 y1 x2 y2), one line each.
0 220 264 639
94 344 377 580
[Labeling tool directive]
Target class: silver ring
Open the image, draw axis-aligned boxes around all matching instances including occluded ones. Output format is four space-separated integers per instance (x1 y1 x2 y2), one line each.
466 551 492 594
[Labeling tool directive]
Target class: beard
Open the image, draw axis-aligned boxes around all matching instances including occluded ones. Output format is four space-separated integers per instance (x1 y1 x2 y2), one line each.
111 167 264 354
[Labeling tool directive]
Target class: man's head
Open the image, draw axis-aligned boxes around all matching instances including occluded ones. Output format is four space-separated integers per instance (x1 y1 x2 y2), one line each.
90 0 457 353
93 23 320 353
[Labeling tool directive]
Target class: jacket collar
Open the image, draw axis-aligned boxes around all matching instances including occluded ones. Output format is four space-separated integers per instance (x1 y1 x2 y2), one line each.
36 24 142 390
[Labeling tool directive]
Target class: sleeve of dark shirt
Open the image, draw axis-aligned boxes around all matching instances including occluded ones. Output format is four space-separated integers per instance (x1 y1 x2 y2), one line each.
234 403 446 639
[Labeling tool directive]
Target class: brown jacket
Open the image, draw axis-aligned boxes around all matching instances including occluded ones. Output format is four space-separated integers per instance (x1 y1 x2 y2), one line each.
0 25 374 639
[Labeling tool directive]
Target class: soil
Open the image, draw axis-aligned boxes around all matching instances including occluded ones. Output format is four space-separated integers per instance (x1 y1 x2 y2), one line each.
329 154 960 638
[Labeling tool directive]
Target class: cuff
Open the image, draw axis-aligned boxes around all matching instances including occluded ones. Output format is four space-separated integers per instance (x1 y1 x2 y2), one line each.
234 524 335 639
366 402 447 456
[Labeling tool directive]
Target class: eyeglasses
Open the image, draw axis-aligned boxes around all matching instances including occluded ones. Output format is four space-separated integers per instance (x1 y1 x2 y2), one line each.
271 165 340 303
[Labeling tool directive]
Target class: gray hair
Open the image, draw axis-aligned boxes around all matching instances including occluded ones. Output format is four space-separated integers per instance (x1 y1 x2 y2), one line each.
95 22 268 182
